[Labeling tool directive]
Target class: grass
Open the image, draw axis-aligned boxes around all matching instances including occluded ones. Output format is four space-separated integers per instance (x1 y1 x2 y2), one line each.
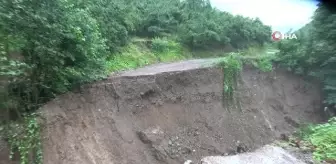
238 44 277 72
191 43 277 60
106 38 190 73
151 37 191 62
296 117 336 162
190 48 230 58
106 44 157 72
215 44 276 73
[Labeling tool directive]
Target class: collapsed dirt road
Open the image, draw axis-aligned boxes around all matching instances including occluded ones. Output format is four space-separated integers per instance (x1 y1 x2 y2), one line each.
116 58 221 76
39 58 324 164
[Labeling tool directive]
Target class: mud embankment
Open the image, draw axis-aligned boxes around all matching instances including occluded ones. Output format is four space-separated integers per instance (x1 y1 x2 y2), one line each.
39 65 323 164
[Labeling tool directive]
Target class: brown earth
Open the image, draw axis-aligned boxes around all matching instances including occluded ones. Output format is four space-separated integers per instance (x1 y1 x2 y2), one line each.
35 59 324 164
0 138 18 164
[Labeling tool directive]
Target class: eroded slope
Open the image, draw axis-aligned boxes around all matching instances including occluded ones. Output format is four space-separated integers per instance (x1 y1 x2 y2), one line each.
40 63 323 164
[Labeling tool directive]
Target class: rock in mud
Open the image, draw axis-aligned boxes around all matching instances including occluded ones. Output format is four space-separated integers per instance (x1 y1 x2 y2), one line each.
201 145 306 164
152 145 168 162
137 126 164 145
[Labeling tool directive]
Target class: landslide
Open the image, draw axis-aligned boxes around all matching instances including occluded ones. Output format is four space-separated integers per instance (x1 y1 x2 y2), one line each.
39 60 324 164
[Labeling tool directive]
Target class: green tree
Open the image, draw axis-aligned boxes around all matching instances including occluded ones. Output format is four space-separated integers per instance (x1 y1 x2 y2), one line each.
0 0 107 114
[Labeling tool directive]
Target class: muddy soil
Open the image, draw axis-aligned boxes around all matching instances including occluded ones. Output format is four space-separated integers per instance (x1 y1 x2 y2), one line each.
36 59 324 164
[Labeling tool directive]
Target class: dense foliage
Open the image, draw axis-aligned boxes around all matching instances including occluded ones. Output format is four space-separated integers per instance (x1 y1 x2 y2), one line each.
297 117 336 162
135 0 271 49
0 0 108 116
307 117 336 161
276 3 336 110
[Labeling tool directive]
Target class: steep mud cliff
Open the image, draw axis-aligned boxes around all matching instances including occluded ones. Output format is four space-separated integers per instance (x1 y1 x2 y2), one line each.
39 62 323 164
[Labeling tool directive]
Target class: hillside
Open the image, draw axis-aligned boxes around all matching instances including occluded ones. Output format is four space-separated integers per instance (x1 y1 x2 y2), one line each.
40 59 323 164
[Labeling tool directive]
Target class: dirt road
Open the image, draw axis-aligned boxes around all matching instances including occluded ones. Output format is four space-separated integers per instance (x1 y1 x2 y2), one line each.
118 48 278 77
118 58 221 77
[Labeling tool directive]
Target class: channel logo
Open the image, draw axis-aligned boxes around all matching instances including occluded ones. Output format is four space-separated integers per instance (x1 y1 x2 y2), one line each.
271 31 297 41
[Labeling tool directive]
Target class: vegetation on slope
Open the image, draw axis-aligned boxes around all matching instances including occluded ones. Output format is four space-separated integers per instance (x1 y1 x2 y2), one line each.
217 45 275 111
106 38 189 72
299 117 336 162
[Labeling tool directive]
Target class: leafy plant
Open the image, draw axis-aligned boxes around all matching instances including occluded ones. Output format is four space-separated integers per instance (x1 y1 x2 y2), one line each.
216 47 276 111
151 37 185 62
7 114 42 164
152 37 181 53
255 57 273 72
106 43 157 72
218 53 243 100
297 117 336 161
107 40 187 72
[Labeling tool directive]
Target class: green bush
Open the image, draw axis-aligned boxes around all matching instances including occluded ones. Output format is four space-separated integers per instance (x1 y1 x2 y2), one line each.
151 37 181 53
106 44 157 72
106 40 187 72
151 37 185 62
218 53 243 98
299 117 336 161
254 57 273 72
